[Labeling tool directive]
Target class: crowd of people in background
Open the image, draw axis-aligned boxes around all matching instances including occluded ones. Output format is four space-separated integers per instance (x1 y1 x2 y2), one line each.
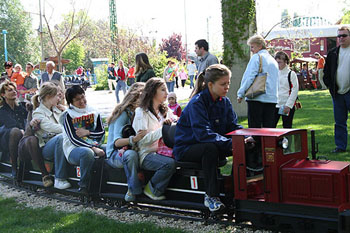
0 25 349 213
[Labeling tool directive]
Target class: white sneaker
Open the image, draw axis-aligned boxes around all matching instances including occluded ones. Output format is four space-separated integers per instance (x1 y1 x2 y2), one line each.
54 179 71 189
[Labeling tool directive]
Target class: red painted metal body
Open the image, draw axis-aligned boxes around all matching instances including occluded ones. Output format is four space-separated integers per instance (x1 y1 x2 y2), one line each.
281 159 350 208
228 128 350 212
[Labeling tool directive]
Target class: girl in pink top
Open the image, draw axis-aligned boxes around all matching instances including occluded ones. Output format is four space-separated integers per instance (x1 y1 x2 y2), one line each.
178 68 188 88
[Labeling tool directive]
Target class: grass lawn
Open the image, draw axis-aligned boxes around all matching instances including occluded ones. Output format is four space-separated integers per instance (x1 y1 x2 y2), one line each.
0 197 184 233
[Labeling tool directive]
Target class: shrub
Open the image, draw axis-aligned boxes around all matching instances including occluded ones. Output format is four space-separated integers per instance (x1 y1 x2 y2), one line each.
94 64 109 90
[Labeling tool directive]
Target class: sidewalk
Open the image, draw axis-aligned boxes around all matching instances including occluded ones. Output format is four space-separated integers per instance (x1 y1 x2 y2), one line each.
85 85 192 118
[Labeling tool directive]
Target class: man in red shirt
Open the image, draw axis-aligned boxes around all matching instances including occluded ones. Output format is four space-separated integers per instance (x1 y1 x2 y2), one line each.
314 52 327 90
115 60 129 103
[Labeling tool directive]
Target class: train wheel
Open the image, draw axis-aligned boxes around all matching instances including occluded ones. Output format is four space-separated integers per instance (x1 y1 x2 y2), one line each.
114 200 124 208
29 185 38 192
201 210 210 220
107 199 114 207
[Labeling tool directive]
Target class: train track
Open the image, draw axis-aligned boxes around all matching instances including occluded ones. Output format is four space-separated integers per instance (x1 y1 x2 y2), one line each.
0 175 262 232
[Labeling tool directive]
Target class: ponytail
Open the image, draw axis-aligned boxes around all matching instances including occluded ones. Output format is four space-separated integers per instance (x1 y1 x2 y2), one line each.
32 94 40 110
189 64 231 99
190 71 206 99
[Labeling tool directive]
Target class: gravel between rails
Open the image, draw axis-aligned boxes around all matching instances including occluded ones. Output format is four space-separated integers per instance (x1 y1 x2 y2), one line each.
0 182 274 233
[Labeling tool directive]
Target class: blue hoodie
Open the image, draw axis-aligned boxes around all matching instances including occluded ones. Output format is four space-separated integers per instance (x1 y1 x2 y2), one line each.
173 88 243 161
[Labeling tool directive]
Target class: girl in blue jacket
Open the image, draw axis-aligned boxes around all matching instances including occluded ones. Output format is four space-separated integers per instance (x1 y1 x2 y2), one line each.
173 64 248 212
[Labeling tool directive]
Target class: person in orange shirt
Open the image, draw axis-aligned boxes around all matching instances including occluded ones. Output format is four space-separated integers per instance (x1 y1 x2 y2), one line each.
314 52 327 90
11 64 26 100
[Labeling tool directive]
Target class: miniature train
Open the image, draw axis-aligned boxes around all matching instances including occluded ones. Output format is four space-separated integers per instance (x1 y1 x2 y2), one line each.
1 126 350 233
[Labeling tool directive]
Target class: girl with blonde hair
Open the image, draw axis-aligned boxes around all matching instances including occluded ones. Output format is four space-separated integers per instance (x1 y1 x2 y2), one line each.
19 82 70 188
106 82 146 202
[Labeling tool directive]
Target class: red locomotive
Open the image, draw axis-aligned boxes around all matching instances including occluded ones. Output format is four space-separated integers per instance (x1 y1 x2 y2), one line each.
229 128 350 233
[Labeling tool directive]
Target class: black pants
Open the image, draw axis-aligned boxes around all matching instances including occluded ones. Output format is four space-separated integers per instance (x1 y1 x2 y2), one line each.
247 101 276 128
181 80 186 87
274 106 296 128
175 76 179 88
180 143 219 197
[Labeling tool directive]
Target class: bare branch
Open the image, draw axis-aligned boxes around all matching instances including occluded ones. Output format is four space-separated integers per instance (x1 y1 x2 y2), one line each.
44 14 59 54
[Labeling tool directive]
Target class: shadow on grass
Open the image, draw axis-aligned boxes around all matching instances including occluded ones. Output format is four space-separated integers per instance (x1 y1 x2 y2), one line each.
0 198 184 233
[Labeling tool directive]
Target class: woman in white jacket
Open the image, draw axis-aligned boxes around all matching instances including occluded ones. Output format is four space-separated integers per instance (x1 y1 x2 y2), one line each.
274 51 299 128
18 82 70 188
132 78 176 200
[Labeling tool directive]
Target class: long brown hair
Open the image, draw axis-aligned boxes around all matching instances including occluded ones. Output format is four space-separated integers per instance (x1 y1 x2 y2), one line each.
107 82 145 125
190 64 231 98
0 80 17 106
139 77 167 118
135 52 153 75
32 82 59 110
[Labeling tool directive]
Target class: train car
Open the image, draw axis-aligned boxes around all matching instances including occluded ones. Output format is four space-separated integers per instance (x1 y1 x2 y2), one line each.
1 126 350 232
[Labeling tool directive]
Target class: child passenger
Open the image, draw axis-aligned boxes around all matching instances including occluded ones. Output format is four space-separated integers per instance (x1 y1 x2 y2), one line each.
60 85 105 193
173 64 253 212
132 78 176 200
18 82 70 188
167 92 181 118
106 82 146 202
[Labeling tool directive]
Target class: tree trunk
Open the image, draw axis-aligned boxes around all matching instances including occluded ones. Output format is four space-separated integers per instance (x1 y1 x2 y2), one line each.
221 0 256 117
58 52 62 72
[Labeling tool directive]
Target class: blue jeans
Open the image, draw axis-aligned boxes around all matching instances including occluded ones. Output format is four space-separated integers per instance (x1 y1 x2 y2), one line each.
106 149 142 195
42 134 68 179
67 147 95 188
141 153 176 196
166 81 175 92
189 75 195 88
332 91 350 150
115 80 127 103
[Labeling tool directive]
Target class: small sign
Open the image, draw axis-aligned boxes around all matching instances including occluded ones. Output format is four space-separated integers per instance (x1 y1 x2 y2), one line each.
39 62 46 70
266 152 275 163
76 166 81 178
190 176 198 190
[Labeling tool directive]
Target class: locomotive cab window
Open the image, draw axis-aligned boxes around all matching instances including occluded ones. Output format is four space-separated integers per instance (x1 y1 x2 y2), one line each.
280 134 302 155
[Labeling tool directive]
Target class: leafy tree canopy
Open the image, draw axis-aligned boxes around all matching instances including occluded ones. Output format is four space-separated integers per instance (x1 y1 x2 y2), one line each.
62 39 85 74
0 0 40 68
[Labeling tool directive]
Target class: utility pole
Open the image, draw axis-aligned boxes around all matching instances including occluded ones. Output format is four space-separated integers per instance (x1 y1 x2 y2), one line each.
184 0 188 62
39 0 44 62
206 16 211 45
109 0 118 62
2 30 8 61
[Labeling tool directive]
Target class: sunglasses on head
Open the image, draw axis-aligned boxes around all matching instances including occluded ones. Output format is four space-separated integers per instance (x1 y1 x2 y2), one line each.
337 34 349 38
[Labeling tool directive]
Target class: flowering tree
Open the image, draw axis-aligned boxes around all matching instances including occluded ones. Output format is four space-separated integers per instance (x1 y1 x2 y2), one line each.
159 33 186 61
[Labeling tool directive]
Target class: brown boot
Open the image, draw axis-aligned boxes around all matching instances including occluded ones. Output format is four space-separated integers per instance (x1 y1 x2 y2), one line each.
42 175 53 187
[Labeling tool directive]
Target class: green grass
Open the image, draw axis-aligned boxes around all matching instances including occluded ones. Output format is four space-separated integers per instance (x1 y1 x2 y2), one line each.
0 197 184 233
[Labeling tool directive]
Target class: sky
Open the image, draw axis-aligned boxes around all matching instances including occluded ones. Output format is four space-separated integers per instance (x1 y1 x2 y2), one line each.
20 0 347 54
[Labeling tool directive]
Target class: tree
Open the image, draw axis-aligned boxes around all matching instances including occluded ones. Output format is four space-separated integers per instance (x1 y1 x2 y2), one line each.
44 8 90 72
112 27 168 77
221 0 256 116
342 10 350 23
62 39 85 74
159 33 186 61
0 0 40 67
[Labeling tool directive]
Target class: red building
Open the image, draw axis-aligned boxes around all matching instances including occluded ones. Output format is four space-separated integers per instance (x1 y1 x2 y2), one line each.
265 25 350 58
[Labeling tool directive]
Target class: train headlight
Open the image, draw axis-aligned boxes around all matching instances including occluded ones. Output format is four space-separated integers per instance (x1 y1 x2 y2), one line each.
282 137 289 149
